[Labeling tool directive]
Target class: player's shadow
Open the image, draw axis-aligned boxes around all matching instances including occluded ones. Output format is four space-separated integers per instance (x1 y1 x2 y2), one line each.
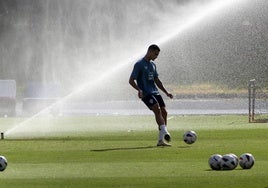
90 146 156 152
91 145 189 152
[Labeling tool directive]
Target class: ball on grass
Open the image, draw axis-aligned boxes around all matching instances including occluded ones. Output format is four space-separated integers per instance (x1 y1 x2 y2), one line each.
208 154 222 170
220 154 237 170
239 153 255 169
0 156 7 172
183 130 197 144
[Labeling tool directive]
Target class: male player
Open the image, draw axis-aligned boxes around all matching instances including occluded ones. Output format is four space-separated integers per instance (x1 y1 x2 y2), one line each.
129 44 173 146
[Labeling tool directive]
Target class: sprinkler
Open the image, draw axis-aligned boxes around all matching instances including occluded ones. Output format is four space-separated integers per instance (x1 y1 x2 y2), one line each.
1 132 4 140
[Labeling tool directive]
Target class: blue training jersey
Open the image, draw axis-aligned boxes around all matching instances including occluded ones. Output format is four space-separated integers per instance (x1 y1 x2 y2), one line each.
130 58 159 96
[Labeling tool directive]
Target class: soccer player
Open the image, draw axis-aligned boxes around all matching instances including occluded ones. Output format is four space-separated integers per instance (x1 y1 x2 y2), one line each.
129 44 173 146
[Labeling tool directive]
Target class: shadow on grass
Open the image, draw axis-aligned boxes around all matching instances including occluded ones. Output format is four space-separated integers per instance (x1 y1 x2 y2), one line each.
205 168 248 171
177 146 191 149
90 146 156 152
91 145 190 152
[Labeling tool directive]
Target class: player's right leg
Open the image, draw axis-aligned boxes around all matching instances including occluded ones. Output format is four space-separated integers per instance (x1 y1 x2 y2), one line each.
153 95 171 143
150 104 171 146
142 95 171 146
150 103 165 126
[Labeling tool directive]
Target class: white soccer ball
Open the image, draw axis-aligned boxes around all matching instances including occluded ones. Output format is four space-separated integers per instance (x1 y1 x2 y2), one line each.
183 130 197 144
0 156 7 171
239 153 255 169
220 154 237 170
208 154 222 170
227 153 239 167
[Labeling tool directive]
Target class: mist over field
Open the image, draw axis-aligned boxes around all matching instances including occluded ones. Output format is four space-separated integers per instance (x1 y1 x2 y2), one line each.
0 0 267 101
158 0 268 88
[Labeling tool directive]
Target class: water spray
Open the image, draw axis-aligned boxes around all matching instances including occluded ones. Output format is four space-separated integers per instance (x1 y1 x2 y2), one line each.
4 0 244 139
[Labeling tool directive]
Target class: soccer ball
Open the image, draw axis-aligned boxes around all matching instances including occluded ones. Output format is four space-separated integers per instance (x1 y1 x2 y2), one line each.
208 154 222 170
220 154 237 170
183 130 197 144
227 153 239 167
0 156 7 171
239 153 255 169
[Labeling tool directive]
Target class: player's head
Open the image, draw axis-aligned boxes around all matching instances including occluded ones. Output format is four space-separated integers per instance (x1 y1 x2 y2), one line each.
146 44 160 61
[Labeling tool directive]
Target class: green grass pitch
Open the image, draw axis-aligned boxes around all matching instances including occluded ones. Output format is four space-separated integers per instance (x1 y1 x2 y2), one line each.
0 115 267 188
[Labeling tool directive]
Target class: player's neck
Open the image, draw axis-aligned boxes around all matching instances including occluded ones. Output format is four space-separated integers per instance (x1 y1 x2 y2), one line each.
144 55 151 62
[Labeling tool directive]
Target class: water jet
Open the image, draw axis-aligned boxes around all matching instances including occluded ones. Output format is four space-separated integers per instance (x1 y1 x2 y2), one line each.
2 0 245 139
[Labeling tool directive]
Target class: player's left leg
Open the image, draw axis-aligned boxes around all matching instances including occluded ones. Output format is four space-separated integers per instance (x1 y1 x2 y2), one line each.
159 106 171 142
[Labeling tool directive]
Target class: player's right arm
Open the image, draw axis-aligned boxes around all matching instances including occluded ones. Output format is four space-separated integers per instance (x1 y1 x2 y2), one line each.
129 62 143 98
129 77 143 98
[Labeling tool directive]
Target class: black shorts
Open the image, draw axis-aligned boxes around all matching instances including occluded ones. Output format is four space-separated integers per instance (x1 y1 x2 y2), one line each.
142 94 165 109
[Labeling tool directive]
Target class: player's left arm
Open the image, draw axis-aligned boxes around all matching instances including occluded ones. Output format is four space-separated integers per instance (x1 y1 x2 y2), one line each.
155 77 173 99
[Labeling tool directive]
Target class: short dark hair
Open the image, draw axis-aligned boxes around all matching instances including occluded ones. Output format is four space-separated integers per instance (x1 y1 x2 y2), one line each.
148 44 160 52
